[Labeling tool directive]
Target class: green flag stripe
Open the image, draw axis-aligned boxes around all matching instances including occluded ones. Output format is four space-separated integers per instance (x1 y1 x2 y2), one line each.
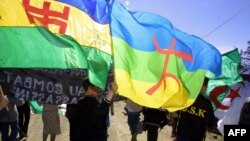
113 37 206 81
0 27 112 89
0 27 88 68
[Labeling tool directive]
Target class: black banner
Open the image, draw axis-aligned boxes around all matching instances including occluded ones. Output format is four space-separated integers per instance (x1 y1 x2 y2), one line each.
0 69 87 104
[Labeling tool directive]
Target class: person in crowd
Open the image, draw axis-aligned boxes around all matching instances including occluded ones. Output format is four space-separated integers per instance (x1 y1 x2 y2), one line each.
17 100 31 141
238 98 250 125
0 85 9 117
97 85 113 138
124 98 143 141
0 85 25 141
104 113 111 138
142 107 168 141
41 103 61 141
169 111 179 138
65 103 77 141
74 79 117 141
175 77 214 141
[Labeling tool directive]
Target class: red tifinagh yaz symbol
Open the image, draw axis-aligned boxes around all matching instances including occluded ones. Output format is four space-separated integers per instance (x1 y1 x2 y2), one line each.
146 35 193 95
23 0 70 34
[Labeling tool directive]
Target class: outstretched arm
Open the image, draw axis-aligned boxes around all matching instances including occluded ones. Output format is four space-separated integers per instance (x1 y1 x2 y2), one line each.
105 82 118 102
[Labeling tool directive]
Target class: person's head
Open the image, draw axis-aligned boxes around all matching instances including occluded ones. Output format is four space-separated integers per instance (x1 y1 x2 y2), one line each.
200 77 209 94
82 79 100 96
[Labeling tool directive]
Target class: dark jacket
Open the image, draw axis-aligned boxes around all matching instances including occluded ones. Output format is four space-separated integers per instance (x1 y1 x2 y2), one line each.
142 107 168 129
75 96 110 141
177 94 214 141
65 104 77 119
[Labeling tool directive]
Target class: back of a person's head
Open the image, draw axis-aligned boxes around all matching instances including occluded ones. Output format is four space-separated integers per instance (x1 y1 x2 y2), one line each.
199 77 209 94
82 79 92 91
203 77 209 87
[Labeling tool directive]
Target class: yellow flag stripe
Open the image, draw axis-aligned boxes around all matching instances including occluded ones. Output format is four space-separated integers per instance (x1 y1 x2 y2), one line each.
0 0 32 26
0 0 111 54
115 69 195 112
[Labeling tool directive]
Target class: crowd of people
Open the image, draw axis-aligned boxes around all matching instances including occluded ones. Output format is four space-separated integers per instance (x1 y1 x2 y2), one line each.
0 76 249 141
122 77 216 141
0 79 117 141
